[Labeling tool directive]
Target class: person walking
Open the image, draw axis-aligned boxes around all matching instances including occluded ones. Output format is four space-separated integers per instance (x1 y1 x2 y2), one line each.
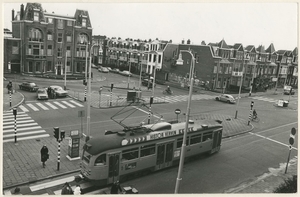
73 185 81 195
40 145 49 168
6 81 13 94
110 180 123 194
61 182 73 195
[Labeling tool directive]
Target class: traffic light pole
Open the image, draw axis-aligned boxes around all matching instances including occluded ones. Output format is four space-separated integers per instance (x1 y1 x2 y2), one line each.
248 101 254 125
57 139 61 171
285 127 296 174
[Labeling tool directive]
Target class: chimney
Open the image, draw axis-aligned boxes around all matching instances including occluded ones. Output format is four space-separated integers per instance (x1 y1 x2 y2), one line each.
12 9 15 21
20 4 24 20
182 39 185 44
17 11 20 20
187 39 191 44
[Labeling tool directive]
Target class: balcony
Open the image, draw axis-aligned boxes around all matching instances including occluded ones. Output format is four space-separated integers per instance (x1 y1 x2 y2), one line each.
232 71 243 77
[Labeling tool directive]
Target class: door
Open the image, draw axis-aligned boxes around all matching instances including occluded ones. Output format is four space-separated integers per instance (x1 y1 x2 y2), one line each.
211 130 222 153
108 152 120 183
57 66 62 75
156 141 174 170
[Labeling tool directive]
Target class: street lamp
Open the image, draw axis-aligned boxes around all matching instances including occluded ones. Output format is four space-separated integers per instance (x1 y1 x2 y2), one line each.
86 43 97 142
138 53 144 90
127 52 132 89
235 52 245 119
174 49 195 194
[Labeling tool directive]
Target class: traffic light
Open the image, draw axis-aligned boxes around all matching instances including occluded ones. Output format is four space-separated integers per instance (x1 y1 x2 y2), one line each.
150 96 153 105
53 127 59 140
111 83 114 90
251 101 254 109
289 127 296 145
83 79 87 86
60 130 65 140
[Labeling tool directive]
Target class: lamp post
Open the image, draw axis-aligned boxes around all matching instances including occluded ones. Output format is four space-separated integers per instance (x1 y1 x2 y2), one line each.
86 43 96 142
138 53 144 90
174 49 195 194
127 52 131 89
235 52 245 119
84 43 88 102
64 51 67 90
249 64 256 96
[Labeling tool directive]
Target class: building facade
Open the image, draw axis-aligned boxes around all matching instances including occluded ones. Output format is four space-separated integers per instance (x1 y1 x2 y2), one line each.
9 3 93 76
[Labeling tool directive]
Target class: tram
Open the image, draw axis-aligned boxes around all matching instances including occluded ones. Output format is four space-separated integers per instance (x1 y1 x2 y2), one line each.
80 119 223 186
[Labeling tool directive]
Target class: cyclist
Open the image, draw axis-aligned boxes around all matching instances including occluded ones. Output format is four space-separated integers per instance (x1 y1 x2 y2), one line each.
252 109 257 120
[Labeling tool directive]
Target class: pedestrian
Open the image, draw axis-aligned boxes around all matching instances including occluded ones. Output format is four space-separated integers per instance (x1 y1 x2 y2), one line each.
91 72 93 81
7 81 13 94
40 145 49 168
110 180 123 194
73 185 81 195
61 182 73 195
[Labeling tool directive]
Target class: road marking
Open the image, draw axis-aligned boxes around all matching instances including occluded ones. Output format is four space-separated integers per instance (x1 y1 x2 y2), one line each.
69 100 84 107
3 123 38 129
26 103 40 111
3 130 47 138
4 126 42 133
53 101 67 109
3 116 31 122
3 134 50 143
18 105 29 112
36 103 50 110
2 114 28 119
3 111 26 116
3 119 34 125
45 102 58 109
30 176 75 192
61 101 76 108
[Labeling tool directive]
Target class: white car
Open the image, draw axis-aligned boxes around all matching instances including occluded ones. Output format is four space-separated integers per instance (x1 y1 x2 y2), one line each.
98 67 109 73
36 88 48 100
215 94 236 104
49 85 68 97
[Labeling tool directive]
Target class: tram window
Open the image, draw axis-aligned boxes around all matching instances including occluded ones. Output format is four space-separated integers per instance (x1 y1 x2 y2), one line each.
140 144 155 157
122 147 139 161
83 151 91 164
190 134 202 144
176 137 189 148
203 132 213 142
94 154 106 166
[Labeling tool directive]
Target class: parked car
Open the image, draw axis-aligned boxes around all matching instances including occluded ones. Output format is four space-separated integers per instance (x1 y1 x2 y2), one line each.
215 94 236 104
106 67 112 71
98 67 109 73
91 64 98 68
283 85 295 95
48 85 68 97
111 68 120 73
120 71 132 77
19 82 39 92
36 88 48 100
142 78 156 88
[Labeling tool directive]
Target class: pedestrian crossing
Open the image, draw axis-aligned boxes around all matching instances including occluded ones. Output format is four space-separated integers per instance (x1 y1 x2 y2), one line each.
17 100 84 112
251 96 279 103
2 111 49 143
143 94 216 104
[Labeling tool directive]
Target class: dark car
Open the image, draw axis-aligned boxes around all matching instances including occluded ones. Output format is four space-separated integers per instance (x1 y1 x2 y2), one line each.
111 68 120 73
48 85 68 97
19 82 39 92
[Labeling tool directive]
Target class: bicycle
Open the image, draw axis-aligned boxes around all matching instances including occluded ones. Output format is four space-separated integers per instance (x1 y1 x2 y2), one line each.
251 115 260 122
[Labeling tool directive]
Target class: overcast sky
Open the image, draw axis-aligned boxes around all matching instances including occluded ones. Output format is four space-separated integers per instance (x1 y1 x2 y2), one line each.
2 2 298 51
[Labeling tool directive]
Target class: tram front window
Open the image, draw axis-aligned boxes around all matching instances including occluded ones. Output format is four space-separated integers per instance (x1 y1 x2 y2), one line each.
83 151 91 164
95 154 107 166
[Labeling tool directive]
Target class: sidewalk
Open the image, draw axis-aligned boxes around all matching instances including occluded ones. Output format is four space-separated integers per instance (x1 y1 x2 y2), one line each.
2 79 297 193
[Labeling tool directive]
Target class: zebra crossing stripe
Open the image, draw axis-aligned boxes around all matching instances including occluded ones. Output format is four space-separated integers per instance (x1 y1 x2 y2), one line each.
4 126 42 133
3 114 28 119
3 134 50 143
3 111 26 116
3 130 47 138
3 116 31 122
69 100 84 107
3 123 38 129
18 105 29 112
61 101 76 108
45 102 58 109
3 119 34 125
36 103 49 110
53 101 67 109
26 103 40 111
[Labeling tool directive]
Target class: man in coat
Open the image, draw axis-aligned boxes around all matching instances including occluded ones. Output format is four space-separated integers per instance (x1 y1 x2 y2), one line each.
110 180 123 194
40 145 49 168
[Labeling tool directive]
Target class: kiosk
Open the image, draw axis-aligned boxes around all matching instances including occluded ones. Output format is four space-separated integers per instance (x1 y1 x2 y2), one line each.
66 130 81 161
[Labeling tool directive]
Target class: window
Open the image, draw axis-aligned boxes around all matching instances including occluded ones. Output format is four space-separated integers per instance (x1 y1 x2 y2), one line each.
47 61 52 71
66 61 71 72
190 134 202 144
202 132 213 142
58 33 63 43
82 18 86 27
57 19 64 29
177 137 189 148
47 18 53 24
67 20 72 26
67 35 72 42
76 62 81 73
122 147 138 161
66 46 71 57
77 34 88 44
94 154 106 166
47 32 52 41
28 28 42 42
47 45 52 56
140 144 155 157
149 54 152 62
33 44 40 55
57 47 62 57
34 12 39 21
28 45 32 55
36 62 41 72
12 42 19 54
28 61 33 73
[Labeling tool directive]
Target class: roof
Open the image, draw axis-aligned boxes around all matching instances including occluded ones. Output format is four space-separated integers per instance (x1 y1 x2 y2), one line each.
232 43 243 51
217 39 230 49
256 45 266 53
84 120 223 155
265 43 276 54
245 45 256 52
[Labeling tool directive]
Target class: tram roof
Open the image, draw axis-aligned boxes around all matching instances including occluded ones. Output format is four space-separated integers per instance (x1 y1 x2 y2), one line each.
84 120 222 155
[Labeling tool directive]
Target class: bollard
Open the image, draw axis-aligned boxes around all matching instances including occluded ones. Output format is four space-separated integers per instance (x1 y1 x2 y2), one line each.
9 91 12 107
84 86 87 102
13 108 17 143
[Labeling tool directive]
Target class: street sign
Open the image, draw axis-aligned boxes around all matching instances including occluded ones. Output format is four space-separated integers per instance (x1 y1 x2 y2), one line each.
175 109 181 115
78 110 85 117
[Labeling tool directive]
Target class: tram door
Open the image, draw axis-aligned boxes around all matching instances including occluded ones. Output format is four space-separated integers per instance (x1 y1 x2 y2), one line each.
108 152 120 183
211 130 222 153
156 141 174 170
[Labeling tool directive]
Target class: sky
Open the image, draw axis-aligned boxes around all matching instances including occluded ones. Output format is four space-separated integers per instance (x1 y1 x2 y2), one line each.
2 2 298 51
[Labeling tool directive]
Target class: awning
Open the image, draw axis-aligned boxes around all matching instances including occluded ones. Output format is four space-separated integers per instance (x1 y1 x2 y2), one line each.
220 59 231 64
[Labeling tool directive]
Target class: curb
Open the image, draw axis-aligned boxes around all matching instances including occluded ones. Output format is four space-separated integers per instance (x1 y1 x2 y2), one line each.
4 91 25 113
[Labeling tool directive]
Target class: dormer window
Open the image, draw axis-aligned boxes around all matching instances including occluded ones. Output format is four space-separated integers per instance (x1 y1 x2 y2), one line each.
34 12 39 21
82 18 86 27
